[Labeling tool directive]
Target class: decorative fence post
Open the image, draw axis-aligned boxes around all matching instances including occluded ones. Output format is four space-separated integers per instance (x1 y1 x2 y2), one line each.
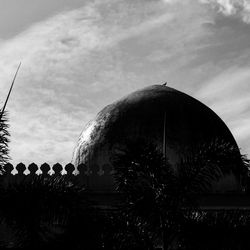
40 163 50 176
0 162 80 187
28 163 38 177
53 163 63 176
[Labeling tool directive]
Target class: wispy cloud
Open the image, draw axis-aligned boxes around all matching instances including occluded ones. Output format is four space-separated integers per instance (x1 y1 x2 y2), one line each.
0 0 192 164
195 67 250 153
200 0 250 23
0 0 249 163
0 2 105 164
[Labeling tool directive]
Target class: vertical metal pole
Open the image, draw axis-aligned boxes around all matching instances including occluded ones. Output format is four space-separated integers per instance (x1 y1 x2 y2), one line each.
0 62 21 120
163 112 166 159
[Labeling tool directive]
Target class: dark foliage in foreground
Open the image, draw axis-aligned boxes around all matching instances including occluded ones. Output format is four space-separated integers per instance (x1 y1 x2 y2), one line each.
181 210 250 250
0 175 153 250
0 110 10 166
112 138 249 250
2 175 250 250
0 137 249 249
0 176 89 250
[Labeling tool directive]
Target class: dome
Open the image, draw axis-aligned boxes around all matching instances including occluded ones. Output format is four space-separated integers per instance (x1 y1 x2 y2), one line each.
72 85 242 192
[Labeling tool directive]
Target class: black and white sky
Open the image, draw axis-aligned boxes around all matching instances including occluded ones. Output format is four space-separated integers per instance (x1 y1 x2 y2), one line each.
0 0 249 165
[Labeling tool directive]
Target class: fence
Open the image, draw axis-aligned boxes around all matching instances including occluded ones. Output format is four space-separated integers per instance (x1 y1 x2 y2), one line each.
0 162 116 192
0 162 115 176
1 163 250 210
0 162 78 176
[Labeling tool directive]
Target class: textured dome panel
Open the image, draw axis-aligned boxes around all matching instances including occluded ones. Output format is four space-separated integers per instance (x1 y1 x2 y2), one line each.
72 85 241 192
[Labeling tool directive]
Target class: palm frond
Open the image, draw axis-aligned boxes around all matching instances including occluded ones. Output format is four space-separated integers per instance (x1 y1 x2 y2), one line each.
177 138 245 195
0 175 85 249
0 110 10 167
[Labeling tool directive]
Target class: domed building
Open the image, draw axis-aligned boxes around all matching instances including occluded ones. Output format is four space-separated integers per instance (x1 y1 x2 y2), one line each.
72 85 243 194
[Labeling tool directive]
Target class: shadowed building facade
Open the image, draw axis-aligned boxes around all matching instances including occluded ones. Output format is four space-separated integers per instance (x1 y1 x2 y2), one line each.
72 85 243 193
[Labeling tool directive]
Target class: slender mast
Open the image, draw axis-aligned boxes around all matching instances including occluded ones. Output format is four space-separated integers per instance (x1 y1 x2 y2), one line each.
163 111 166 159
0 62 21 120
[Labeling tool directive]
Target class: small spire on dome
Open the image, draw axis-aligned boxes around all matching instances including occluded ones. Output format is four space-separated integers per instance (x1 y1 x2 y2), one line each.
162 81 168 86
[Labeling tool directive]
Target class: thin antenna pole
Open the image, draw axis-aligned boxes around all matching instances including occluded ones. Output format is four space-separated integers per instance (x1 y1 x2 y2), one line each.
0 62 21 120
163 112 166 159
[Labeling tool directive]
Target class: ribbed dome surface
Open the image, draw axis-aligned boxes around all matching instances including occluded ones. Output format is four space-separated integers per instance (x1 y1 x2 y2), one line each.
72 85 241 192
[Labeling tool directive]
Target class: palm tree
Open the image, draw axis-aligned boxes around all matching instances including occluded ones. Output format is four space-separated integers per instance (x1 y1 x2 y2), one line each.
103 210 155 250
0 110 10 167
181 209 250 250
0 63 21 168
113 139 179 249
113 138 248 250
0 175 89 250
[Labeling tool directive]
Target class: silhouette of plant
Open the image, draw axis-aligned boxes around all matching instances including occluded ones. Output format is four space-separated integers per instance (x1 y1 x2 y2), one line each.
0 165 155 250
98 211 155 250
112 139 178 249
0 175 88 250
112 138 248 250
0 110 10 167
181 210 250 250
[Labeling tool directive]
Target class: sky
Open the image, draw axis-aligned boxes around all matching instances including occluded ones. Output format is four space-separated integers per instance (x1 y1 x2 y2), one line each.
0 0 250 165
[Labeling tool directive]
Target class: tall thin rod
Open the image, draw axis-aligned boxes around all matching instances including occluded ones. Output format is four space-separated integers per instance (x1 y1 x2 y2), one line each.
163 111 166 159
0 62 21 119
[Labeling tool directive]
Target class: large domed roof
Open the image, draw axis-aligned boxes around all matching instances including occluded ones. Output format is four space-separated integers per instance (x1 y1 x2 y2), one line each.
72 85 241 192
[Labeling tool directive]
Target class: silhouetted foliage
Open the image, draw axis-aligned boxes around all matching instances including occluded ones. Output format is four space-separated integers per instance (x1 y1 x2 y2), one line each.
0 135 248 249
182 138 247 178
113 139 181 249
112 138 248 250
0 173 155 250
0 175 87 250
99 211 155 250
0 110 10 167
180 210 250 250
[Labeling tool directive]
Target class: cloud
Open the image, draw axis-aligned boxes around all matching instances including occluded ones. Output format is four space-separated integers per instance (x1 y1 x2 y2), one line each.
1 0 250 164
200 0 250 23
0 3 105 165
162 0 183 3
0 0 190 164
194 67 250 154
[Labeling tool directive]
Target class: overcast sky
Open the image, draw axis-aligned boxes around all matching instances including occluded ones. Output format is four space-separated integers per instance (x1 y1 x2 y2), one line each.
0 0 250 165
